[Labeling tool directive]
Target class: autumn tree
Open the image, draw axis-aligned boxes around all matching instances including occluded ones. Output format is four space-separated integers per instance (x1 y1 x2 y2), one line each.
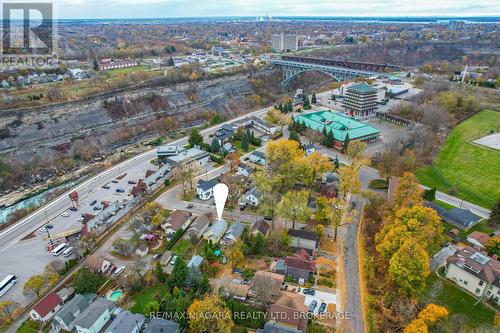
404 304 449 333
389 239 430 295
23 274 46 297
390 172 424 212
225 239 245 267
0 300 18 323
227 152 240 173
298 152 333 189
315 196 344 241
485 237 500 256
187 294 234 333
277 189 311 229
173 162 199 196
376 205 444 261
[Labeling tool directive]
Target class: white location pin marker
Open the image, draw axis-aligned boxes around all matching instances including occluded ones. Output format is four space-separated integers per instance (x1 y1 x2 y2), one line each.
213 183 229 221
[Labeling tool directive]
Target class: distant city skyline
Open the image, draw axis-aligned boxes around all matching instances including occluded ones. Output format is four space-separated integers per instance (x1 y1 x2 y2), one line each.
50 0 500 19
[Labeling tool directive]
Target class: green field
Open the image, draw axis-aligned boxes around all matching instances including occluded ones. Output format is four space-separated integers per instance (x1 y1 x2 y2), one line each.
421 274 496 329
416 110 500 208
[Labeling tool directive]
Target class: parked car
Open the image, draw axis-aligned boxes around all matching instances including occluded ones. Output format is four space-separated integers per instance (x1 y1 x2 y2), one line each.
93 205 102 211
318 302 327 314
152 253 161 260
303 288 315 296
128 180 137 184
116 188 125 193
89 200 97 206
102 184 111 189
60 212 69 217
46 224 53 229
186 204 194 209
308 300 318 313
69 206 78 212
111 179 119 183
170 256 178 266
113 266 126 277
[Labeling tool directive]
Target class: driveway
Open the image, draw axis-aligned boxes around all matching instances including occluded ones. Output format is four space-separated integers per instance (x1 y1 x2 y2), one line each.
430 244 456 272
299 288 337 315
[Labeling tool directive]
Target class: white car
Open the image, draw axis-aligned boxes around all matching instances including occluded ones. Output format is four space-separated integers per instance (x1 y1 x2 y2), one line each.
61 212 70 217
113 265 126 277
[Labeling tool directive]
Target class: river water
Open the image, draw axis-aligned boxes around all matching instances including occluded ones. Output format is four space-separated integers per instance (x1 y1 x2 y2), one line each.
0 180 79 225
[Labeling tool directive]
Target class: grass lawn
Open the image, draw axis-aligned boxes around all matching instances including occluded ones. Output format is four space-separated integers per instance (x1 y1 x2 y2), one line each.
15 320 41 333
421 274 496 328
368 179 388 190
416 110 500 209
234 140 258 154
172 239 194 257
458 219 495 239
105 65 151 76
130 284 169 314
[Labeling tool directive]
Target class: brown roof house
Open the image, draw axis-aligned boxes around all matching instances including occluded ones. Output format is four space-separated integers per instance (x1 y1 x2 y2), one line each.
268 292 308 332
226 283 251 301
466 231 491 249
161 210 193 237
84 255 112 274
185 213 211 240
445 246 500 305
251 219 271 236
284 255 316 282
250 270 285 304
29 292 63 322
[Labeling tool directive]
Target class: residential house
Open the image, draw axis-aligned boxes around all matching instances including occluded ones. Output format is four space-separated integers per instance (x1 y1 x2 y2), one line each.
245 188 262 207
187 255 204 269
185 213 211 239
56 287 75 303
161 210 193 236
203 218 228 243
248 116 277 135
466 231 491 249
426 202 482 230
221 142 236 154
51 294 95 333
284 255 316 282
302 144 316 156
160 250 173 267
196 178 219 200
250 150 267 166
250 270 285 304
226 282 250 301
251 219 271 236
74 298 115 333
256 322 303 333
222 221 245 245
287 229 318 253
445 247 500 305
215 127 234 145
157 145 180 164
29 292 63 322
84 255 111 274
143 318 180 333
104 311 145 333
237 162 254 177
268 292 308 332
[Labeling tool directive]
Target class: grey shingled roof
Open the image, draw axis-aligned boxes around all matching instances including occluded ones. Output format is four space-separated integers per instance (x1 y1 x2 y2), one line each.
74 298 114 329
197 178 219 191
143 318 180 333
104 310 145 333
54 293 94 326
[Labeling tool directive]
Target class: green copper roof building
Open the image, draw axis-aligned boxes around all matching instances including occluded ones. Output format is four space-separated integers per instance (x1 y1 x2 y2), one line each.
294 110 381 146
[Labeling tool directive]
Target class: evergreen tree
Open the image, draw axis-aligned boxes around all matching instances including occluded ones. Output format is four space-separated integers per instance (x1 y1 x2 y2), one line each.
289 130 301 145
311 92 317 104
93 56 99 71
241 132 250 151
169 257 188 290
211 138 220 153
334 155 340 170
341 133 350 153
188 128 204 147
166 56 175 67
322 126 328 145
324 129 334 147
301 120 307 132
490 200 500 227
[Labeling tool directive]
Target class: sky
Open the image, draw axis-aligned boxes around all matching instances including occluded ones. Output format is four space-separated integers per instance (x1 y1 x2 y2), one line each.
46 0 500 19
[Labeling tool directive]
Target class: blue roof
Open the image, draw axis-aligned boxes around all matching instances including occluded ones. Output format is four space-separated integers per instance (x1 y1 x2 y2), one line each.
188 255 204 268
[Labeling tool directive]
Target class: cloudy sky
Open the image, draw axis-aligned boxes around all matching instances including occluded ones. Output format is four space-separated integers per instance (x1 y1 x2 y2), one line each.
52 0 499 19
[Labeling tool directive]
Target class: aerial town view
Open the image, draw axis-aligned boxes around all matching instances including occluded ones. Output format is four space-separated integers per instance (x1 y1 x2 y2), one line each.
0 0 499 332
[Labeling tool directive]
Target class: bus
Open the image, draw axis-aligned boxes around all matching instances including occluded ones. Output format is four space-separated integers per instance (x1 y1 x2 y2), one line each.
52 243 68 256
0 275 17 297
63 246 74 257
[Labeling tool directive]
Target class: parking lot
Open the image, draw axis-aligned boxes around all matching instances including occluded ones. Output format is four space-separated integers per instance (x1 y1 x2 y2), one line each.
0 160 157 305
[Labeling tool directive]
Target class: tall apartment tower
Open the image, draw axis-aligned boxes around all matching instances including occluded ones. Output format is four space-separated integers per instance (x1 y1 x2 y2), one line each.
342 83 378 118
271 34 298 52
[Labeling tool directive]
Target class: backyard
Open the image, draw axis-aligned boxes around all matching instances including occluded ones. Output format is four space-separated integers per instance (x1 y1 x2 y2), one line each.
416 110 500 209
129 284 169 314
420 274 497 329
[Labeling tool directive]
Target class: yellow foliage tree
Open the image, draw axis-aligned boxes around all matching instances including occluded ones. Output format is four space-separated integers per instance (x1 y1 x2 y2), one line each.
389 239 430 295
404 304 448 333
23 275 46 297
298 152 334 189
391 172 424 212
187 294 233 333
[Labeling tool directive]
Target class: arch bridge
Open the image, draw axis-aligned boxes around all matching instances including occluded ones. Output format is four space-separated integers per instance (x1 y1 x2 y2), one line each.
270 56 396 86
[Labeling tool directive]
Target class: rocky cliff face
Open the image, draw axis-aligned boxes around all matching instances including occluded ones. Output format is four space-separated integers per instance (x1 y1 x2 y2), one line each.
0 74 253 160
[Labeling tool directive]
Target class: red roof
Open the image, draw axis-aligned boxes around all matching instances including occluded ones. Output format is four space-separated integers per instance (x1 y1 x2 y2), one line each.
285 256 316 272
296 248 309 260
82 213 95 224
468 231 491 246
145 169 156 178
69 191 78 200
32 292 61 317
